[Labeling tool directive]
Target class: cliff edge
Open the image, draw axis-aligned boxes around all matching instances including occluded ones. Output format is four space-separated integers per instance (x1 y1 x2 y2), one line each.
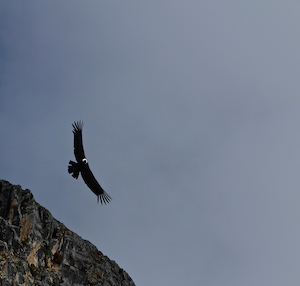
0 179 135 286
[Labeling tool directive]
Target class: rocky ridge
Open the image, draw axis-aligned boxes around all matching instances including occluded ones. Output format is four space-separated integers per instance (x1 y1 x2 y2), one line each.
0 179 135 286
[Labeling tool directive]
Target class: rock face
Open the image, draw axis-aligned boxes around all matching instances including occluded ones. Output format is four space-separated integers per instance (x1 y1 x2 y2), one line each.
0 179 135 286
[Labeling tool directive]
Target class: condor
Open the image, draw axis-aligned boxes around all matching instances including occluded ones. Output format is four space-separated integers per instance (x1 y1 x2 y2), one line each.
68 121 112 204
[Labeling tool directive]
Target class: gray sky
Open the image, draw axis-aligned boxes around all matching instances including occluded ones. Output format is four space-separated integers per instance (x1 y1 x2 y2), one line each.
1 1 300 285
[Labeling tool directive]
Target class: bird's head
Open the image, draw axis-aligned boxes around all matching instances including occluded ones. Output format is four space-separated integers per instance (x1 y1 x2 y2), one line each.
82 158 88 164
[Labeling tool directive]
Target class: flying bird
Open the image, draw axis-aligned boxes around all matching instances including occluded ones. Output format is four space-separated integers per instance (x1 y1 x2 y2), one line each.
68 121 112 204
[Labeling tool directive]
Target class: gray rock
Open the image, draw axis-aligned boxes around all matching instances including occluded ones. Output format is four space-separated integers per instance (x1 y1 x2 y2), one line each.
0 179 135 286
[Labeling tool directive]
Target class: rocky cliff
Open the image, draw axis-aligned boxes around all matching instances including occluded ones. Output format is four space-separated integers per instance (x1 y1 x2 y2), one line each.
0 179 135 286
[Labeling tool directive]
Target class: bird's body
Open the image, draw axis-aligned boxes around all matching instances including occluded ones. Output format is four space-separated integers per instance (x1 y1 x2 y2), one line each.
68 121 112 204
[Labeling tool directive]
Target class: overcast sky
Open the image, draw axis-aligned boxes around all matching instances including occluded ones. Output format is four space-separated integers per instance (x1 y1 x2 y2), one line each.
1 1 300 285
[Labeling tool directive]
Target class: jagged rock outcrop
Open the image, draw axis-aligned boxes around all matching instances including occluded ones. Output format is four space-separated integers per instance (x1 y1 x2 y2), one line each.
0 179 135 286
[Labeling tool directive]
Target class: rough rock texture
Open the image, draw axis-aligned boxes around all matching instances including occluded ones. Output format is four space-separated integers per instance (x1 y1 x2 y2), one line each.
0 179 135 286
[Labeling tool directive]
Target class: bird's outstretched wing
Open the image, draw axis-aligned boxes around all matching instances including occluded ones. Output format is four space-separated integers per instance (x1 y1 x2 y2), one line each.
72 121 86 162
81 164 112 204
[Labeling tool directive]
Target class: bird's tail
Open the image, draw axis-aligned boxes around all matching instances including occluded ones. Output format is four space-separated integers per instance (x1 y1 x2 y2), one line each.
68 161 80 179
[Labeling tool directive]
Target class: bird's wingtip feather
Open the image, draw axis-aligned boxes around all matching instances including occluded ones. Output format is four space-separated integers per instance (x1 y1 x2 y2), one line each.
97 191 112 205
72 120 84 133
